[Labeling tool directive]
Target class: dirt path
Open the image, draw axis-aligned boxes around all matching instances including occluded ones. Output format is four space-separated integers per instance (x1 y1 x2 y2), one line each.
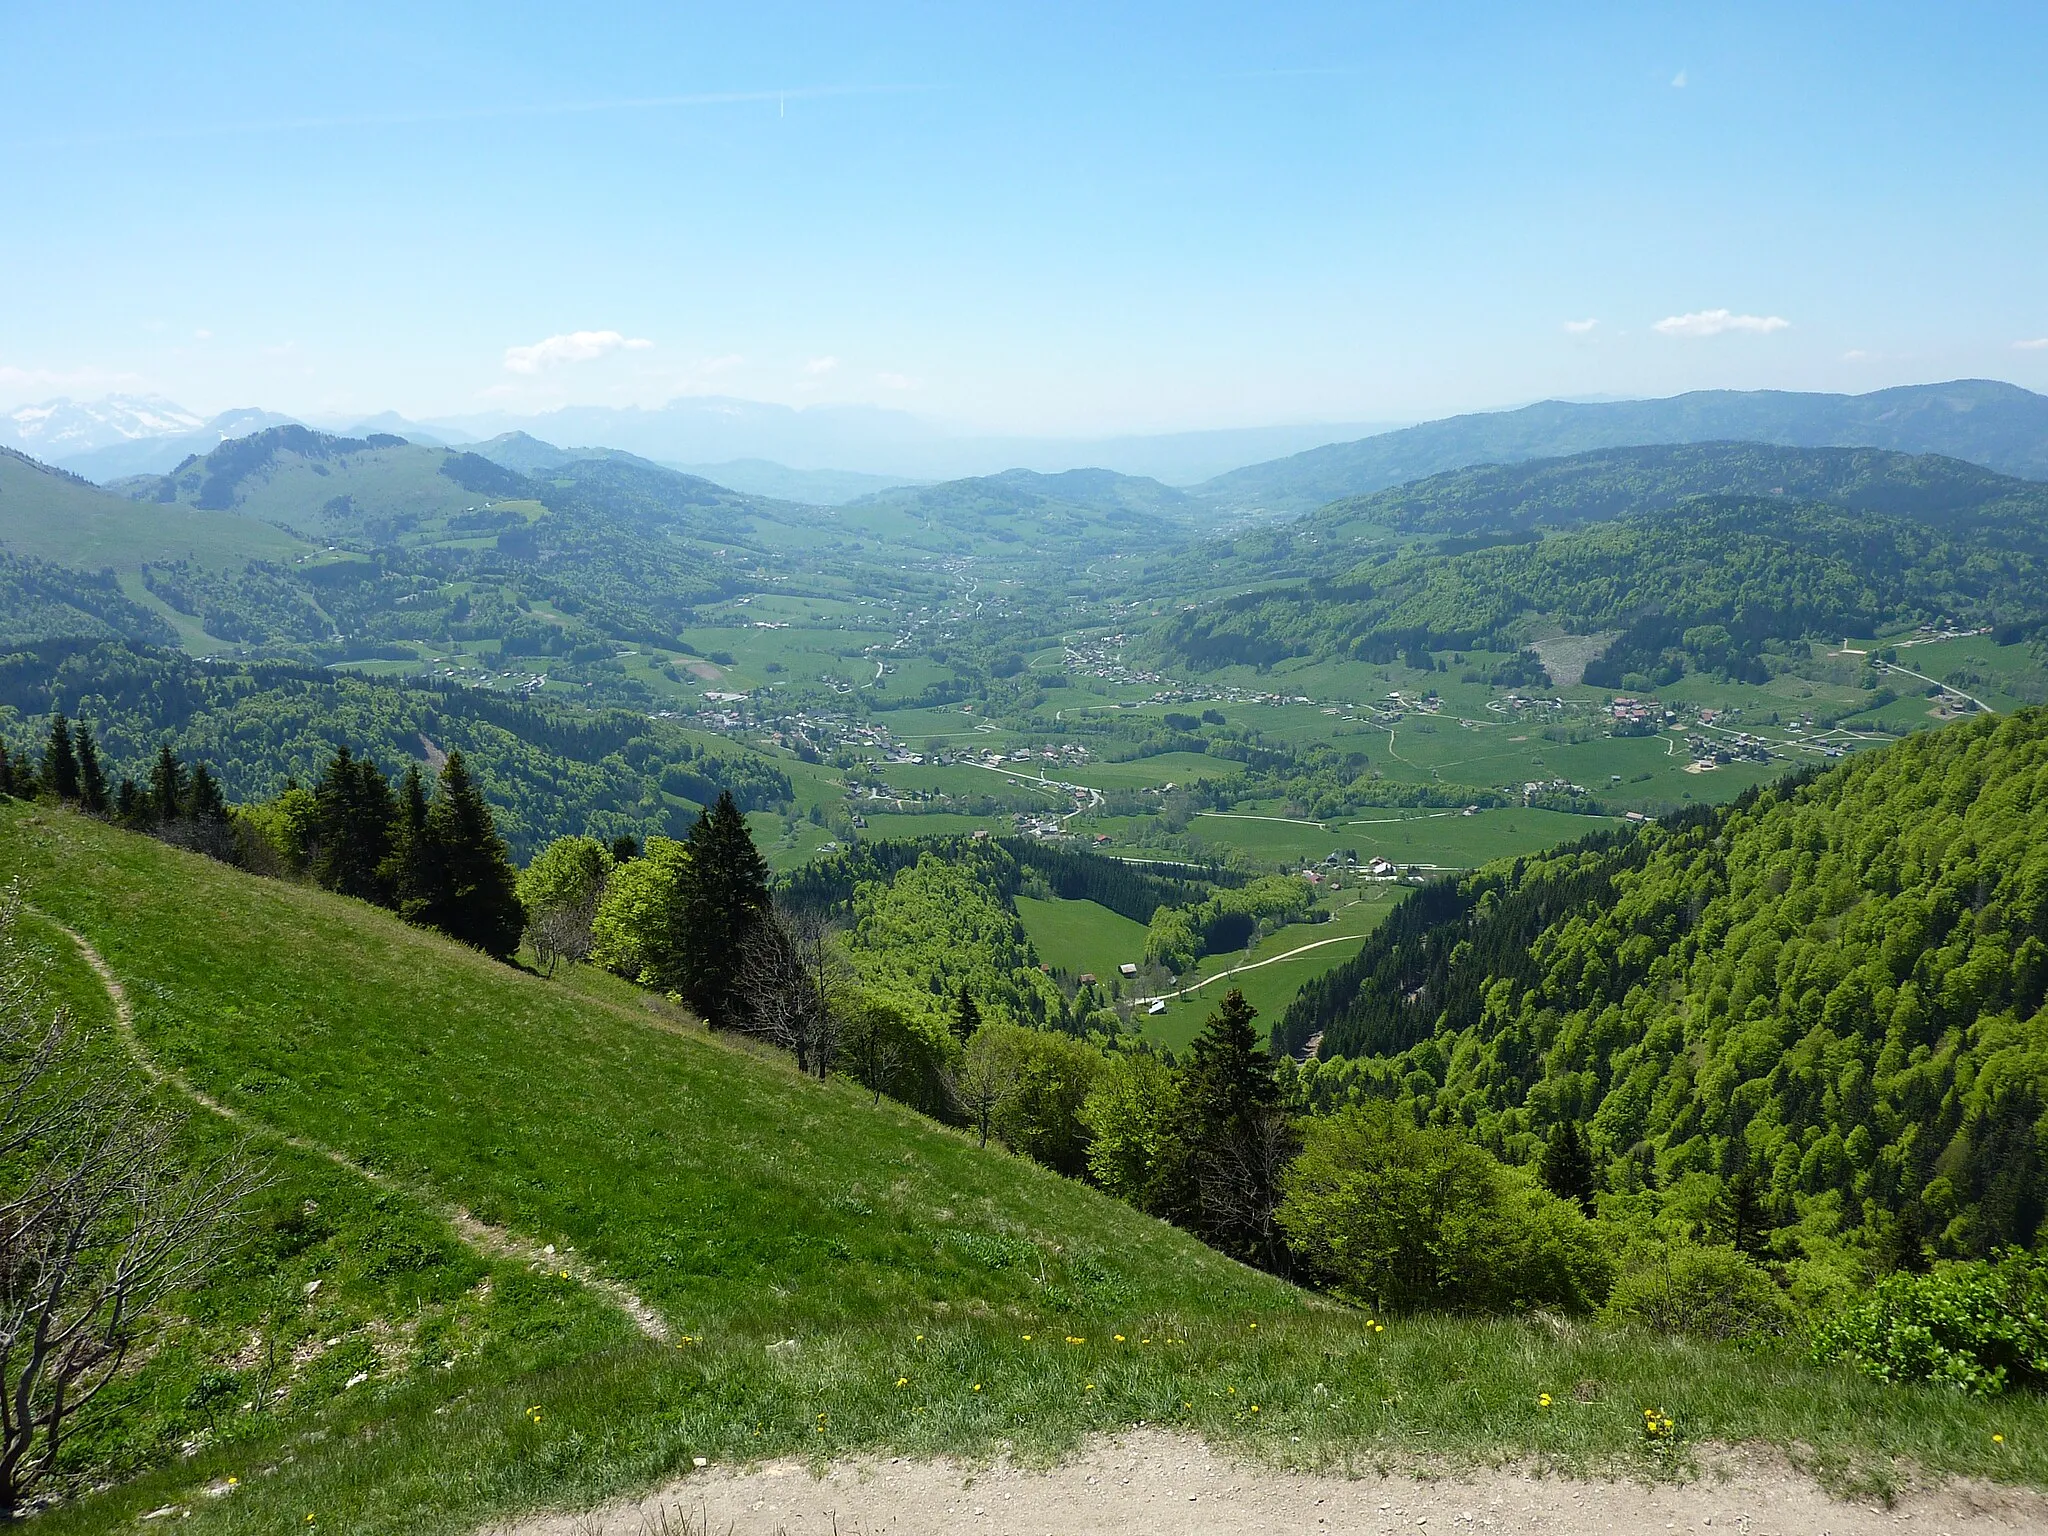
489 1430 2048 1536
1132 932 1366 1006
41 914 671 1344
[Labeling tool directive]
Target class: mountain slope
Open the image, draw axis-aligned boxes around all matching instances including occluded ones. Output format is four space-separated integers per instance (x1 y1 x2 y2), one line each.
1152 444 2048 678
10 801 2043 1530
0 640 794 856
1155 491 2048 678
1197 381 2048 514
1306 443 2048 542
0 445 307 571
1275 707 2048 1267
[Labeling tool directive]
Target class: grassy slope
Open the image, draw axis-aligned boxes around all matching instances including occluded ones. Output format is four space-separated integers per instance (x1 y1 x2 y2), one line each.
0 450 306 571
1014 894 1150 980
1141 890 1398 1051
6 804 2047 1531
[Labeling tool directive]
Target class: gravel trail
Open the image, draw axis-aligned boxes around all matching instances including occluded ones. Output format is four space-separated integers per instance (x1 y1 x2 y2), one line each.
490 1430 2048 1536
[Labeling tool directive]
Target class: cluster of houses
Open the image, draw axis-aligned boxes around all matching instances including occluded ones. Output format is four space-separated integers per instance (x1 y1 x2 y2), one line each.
1608 696 1674 728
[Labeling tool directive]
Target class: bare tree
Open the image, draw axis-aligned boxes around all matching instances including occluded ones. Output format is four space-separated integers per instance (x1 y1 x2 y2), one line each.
735 904 851 1077
527 895 598 978
839 1003 906 1106
1193 1105 1298 1274
952 1035 1008 1149
0 893 262 1516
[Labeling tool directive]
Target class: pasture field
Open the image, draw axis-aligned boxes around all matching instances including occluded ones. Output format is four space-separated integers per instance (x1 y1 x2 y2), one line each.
1058 751 1247 790
866 761 1068 802
1013 894 1152 982
850 810 1007 842
1134 889 1400 1052
1071 805 1612 871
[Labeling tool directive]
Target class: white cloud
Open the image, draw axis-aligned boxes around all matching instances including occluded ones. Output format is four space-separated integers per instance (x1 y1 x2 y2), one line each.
1843 349 1871 360
1653 309 1790 338
875 371 916 390
804 355 840 375
194 328 213 341
1671 69 1687 88
502 329 653 375
2015 337 2048 351
1562 318 1599 335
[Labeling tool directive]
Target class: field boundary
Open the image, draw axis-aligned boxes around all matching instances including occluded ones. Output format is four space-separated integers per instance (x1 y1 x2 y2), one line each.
37 911 672 1344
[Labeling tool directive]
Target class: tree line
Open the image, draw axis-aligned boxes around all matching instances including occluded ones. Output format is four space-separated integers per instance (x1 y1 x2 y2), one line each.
5 710 527 961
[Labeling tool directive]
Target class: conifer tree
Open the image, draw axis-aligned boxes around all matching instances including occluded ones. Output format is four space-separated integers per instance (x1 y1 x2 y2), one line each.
384 764 434 920
416 752 523 958
950 983 982 1044
42 714 79 802
311 746 396 903
1539 1120 1598 1213
1709 1164 1770 1256
673 791 771 1024
185 763 227 824
1176 988 1291 1264
148 744 187 824
0 743 15 799
114 778 144 825
610 834 641 864
72 723 108 816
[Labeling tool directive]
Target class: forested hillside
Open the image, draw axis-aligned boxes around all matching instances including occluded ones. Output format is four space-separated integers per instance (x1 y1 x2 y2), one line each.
1156 492 2048 682
1275 707 2048 1269
0 640 791 854
1307 443 2048 541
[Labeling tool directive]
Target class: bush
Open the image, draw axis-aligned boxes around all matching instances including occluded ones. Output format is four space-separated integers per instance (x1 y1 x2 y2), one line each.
1277 1104 1613 1313
1602 1243 1797 1344
1812 1249 2048 1395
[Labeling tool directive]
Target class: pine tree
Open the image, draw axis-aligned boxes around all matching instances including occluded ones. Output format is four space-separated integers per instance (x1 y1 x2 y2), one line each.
1177 988 1291 1263
148 743 187 823
950 983 982 1044
311 746 396 903
114 777 143 825
416 752 523 958
610 834 641 864
1539 1120 1598 1213
72 723 108 815
1709 1164 1770 1256
42 714 79 802
384 764 434 920
0 743 15 799
673 791 771 1025
186 763 227 823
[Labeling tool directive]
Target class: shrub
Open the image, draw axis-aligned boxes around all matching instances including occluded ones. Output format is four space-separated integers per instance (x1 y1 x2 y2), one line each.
1277 1104 1613 1313
1812 1249 2048 1395
1602 1243 1797 1344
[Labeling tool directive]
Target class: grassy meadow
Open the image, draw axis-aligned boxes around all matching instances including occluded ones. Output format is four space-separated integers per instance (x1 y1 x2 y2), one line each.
9 803 2048 1530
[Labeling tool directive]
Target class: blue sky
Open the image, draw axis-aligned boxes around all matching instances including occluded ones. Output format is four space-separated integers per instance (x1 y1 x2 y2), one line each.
3 2 2044 433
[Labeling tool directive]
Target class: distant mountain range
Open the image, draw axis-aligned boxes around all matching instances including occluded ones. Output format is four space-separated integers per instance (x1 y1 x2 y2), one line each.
8 380 2046 514
0 393 1388 488
460 433 916 504
1191 379 2048 513
0 396 302 482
